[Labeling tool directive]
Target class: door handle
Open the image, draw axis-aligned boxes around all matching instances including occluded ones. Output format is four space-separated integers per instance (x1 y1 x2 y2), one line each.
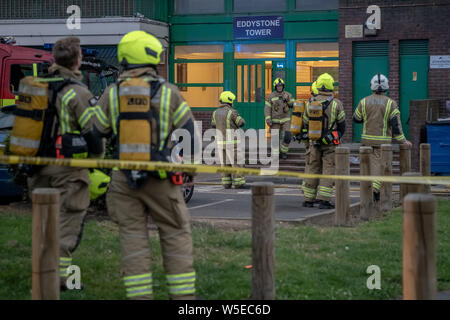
440 143 450 148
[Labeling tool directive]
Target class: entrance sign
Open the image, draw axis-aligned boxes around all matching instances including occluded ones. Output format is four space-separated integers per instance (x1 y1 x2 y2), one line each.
234 16 283 40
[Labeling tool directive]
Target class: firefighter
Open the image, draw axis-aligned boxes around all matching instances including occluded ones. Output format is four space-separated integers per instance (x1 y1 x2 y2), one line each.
212 91 247 189
301 73 346 209
353 73 412 201
297 81 320 170
265 78 295 159
96 31 199 300
23 37 105 289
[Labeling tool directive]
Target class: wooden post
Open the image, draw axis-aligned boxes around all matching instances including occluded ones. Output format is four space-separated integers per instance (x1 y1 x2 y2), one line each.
420 143 431 194
403 193 436 300
399 144 412 200
335 147 350 226
360 146 373 220
32 188 60 300
402 172 422 199
252 183 275 300
380 144 393 212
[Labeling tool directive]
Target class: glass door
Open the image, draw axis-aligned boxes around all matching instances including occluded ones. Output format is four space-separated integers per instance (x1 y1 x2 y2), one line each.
234 60 265 129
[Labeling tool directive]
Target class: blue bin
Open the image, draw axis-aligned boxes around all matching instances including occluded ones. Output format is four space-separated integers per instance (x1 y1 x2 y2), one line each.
427 120 450 175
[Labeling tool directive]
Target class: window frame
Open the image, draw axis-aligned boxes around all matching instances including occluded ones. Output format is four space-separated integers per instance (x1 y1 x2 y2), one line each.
295 0 339 11
172 43 225 109
233 0 287 13
295 40 339 98
173 0 226 15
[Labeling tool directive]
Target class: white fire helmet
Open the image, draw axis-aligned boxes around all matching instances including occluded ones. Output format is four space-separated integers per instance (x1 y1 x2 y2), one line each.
370 73 389 92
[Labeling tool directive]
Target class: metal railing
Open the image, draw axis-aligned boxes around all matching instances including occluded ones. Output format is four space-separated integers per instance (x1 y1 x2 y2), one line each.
0 0 156 20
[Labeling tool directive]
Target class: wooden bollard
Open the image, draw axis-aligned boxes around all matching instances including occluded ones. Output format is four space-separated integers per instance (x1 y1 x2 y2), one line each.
252 183 275 300
399 144 412 200
402 172 422 199
380 144 393 212
403 193 436 300
335 147 350 226
360 147 374 220
420 144 431 194
32 188 60 300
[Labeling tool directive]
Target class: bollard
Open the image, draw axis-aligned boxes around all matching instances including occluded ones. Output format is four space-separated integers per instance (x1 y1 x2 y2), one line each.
335 147 350 226
252 183 275 300
420 144 431 194
403 193 436 300
399 144 412 200
380 144 393 212
360 147 374 220
32 188 60 300
402 172 422 200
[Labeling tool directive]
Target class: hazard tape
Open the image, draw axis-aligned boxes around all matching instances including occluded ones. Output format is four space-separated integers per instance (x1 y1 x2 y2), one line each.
194 182 450 193
1 155 450 186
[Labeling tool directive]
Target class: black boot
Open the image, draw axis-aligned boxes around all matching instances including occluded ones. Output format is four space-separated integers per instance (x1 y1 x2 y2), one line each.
223 184 231 189
373 191 380 202
303 201 314 208
319 200 335 209
280 153 288 160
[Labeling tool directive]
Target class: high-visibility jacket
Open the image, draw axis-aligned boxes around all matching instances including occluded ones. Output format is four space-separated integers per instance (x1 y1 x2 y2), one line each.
97 67 194 151
212 104 245 145
353 93 406 146
264 90 295 124
303 92 345 147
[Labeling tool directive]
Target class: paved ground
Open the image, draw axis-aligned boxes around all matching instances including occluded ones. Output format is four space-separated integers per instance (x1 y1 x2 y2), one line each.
188 173 360 222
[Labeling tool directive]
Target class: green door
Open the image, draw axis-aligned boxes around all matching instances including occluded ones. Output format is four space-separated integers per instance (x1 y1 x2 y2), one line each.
272 60 286 86
352 41 389 142
234 61 265 129
400 40 429 139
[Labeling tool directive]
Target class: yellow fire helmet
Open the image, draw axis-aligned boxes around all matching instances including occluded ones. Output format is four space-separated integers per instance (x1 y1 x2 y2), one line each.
273 78 285 89
219 91 236 105
316 73 335 92
88 169 111 200
118 30 163 66
311 81 319 96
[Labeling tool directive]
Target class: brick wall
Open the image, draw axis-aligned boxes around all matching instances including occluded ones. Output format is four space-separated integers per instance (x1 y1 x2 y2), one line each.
339 0 450 142
192 110 214 134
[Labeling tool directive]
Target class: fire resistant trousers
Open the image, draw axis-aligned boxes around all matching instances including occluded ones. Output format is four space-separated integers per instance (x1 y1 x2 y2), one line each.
270 121 291 156
302 145 336 203
106 170 195 300
218 144 245 187
28 166 90 286
368 145 382 192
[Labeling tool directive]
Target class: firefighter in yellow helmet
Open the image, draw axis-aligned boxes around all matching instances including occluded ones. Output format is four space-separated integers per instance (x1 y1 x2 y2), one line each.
96 31 199 300
301 73 346 209
212 91 247 188
265 78 295 159
353 73 412 201
22 37 105 290
295 81 320 173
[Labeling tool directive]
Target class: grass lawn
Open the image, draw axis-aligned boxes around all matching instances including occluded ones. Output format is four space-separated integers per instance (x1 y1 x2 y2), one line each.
0 199 449 300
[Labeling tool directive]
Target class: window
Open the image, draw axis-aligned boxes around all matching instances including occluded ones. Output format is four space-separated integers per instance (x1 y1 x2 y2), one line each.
173 45 224 108
296 42 339 99
234 0 286 12
174 0 224 15
9 63 49 94
296 42 339 58
175 45 223 60
234 44 285 59
179 87 223 108
296 61 339 82
175 63 223 84
296 0 338 11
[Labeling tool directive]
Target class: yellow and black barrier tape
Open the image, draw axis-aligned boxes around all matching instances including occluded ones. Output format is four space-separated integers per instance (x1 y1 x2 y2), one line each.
1 155 450 186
